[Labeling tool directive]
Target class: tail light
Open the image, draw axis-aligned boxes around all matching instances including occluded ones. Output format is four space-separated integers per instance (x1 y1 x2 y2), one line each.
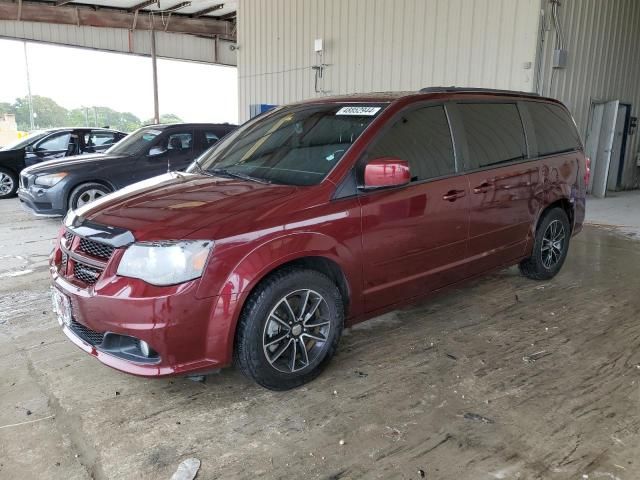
584 156 591 188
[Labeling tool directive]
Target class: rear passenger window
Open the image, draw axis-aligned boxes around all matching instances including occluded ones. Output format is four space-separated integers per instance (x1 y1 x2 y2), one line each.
458 103 526 168
527 102 581 156
367 105 455 182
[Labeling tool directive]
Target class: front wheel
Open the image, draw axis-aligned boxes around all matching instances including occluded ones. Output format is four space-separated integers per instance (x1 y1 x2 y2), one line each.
519 207 571 280
68 182 112 210
234 268 344 390
0 168 18 199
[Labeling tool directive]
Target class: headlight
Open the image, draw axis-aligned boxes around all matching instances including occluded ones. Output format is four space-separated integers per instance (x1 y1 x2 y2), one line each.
35 172 68 187
116 240 214 286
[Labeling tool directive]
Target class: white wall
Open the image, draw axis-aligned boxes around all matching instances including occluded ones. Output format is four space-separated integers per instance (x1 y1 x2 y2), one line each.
537 0 640 189
237 0 540 121
238 0 640 188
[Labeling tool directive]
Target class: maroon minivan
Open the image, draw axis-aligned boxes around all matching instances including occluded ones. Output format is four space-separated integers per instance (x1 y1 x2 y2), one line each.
50 88 588 390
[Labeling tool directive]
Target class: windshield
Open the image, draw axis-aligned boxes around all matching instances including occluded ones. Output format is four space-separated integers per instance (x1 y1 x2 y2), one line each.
188 103 385 186
105 127 162 156
0 131 46 151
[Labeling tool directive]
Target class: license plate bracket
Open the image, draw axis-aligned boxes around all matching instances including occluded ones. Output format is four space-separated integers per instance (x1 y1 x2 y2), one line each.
51 287 72 327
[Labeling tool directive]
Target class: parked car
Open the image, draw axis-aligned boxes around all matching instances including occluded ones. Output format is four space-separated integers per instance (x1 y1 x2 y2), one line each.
49 88 588 390
0 127 126 199
18 123 236 215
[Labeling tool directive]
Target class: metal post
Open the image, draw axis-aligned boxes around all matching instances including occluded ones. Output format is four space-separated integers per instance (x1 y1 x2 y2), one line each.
151 26 160 124
23 41 35 130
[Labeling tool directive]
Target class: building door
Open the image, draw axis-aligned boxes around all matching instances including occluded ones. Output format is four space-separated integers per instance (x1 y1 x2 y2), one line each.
585 100 619 198
606 104 630 191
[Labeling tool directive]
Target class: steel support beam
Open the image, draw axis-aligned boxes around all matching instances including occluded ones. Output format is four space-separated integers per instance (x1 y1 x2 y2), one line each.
150 28 160 124
128 0 158 13
0 1 233 37
191 3 224 18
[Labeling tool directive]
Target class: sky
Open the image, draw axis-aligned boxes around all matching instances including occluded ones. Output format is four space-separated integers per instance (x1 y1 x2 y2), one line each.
0 38 238 124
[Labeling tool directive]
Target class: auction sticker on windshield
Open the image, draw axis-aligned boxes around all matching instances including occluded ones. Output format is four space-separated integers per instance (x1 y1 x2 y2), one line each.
336 106 382 116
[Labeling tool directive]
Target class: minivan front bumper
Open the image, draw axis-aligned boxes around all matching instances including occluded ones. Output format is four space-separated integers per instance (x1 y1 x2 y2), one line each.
50 235 226 377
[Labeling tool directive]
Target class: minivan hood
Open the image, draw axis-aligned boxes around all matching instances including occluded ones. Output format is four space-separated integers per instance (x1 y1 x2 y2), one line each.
23 153 126 174
76 172 299 241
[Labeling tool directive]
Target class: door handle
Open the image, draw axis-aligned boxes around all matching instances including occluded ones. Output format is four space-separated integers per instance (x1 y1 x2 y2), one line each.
473 182 493 194
442 189 466 202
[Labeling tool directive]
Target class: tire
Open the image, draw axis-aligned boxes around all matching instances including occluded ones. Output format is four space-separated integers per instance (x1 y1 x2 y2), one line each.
519 207 571 280
234 268 344 390
68 182 112 210
0 168 18 199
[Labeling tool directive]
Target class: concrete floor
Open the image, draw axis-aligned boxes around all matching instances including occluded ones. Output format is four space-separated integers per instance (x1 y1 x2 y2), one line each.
1 197 640 480
585 190 640 239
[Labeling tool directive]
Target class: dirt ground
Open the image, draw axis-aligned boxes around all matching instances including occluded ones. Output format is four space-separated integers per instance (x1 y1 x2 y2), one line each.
1 197 639 480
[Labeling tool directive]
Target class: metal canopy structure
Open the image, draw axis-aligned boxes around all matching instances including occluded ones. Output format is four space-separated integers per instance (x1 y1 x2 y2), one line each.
0 0 238 124
0 0 237 36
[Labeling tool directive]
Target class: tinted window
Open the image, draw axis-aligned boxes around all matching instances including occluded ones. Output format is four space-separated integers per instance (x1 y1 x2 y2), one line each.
163 132 193 151
38 132 71 152
527 102 581 156
367 105 455 181
87 131 117 147
459 103 526 168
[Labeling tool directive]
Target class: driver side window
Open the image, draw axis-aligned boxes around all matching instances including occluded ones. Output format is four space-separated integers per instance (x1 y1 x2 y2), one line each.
148 131 194 156
366 105 455 182
37 132 71 152
164 132 193 152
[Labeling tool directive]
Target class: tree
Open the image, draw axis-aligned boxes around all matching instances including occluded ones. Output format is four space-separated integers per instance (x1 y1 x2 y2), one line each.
13 95 68 131
0 102 13 116
143 113 183 125
68 107 142 132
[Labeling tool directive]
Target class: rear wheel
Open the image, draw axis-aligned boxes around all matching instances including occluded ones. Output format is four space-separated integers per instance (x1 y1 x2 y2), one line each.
68 182 111 210
234 268 344 390
0 168 18 199
519 207 571 280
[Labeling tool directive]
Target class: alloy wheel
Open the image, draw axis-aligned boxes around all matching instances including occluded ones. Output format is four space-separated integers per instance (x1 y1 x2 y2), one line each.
541 219 565 269
76 188 106 207
262 289 331 373
0 172 14 195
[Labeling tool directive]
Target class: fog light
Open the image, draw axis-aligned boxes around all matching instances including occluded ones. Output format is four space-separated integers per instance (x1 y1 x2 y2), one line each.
139 340 151 357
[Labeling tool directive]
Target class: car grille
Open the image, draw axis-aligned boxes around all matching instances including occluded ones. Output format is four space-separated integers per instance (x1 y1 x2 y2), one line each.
78 238 115 260
60 229 116 286
69 318 105 346
73 262 102 284
61 252 68 273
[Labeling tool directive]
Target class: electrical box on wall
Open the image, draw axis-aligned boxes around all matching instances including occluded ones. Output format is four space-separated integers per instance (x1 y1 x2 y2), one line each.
552 48 568 68
314 38 323 53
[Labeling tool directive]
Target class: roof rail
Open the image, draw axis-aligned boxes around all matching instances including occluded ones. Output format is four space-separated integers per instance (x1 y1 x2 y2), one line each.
419 86 540 97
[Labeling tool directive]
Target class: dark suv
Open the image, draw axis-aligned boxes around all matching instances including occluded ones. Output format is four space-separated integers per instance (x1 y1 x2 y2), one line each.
0 127 126 199
19 123 236 215
49 89 588 390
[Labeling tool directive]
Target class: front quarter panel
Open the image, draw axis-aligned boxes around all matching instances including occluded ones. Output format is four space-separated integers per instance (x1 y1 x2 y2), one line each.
195 196 363 366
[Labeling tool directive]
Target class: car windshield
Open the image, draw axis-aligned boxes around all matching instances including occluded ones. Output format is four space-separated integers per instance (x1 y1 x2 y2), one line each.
105 128 162 156
0 131 46 151
188 103 385 186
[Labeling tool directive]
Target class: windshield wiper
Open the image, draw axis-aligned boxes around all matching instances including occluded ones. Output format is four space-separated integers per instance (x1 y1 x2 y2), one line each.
192 159 215 177
210 168 271 184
